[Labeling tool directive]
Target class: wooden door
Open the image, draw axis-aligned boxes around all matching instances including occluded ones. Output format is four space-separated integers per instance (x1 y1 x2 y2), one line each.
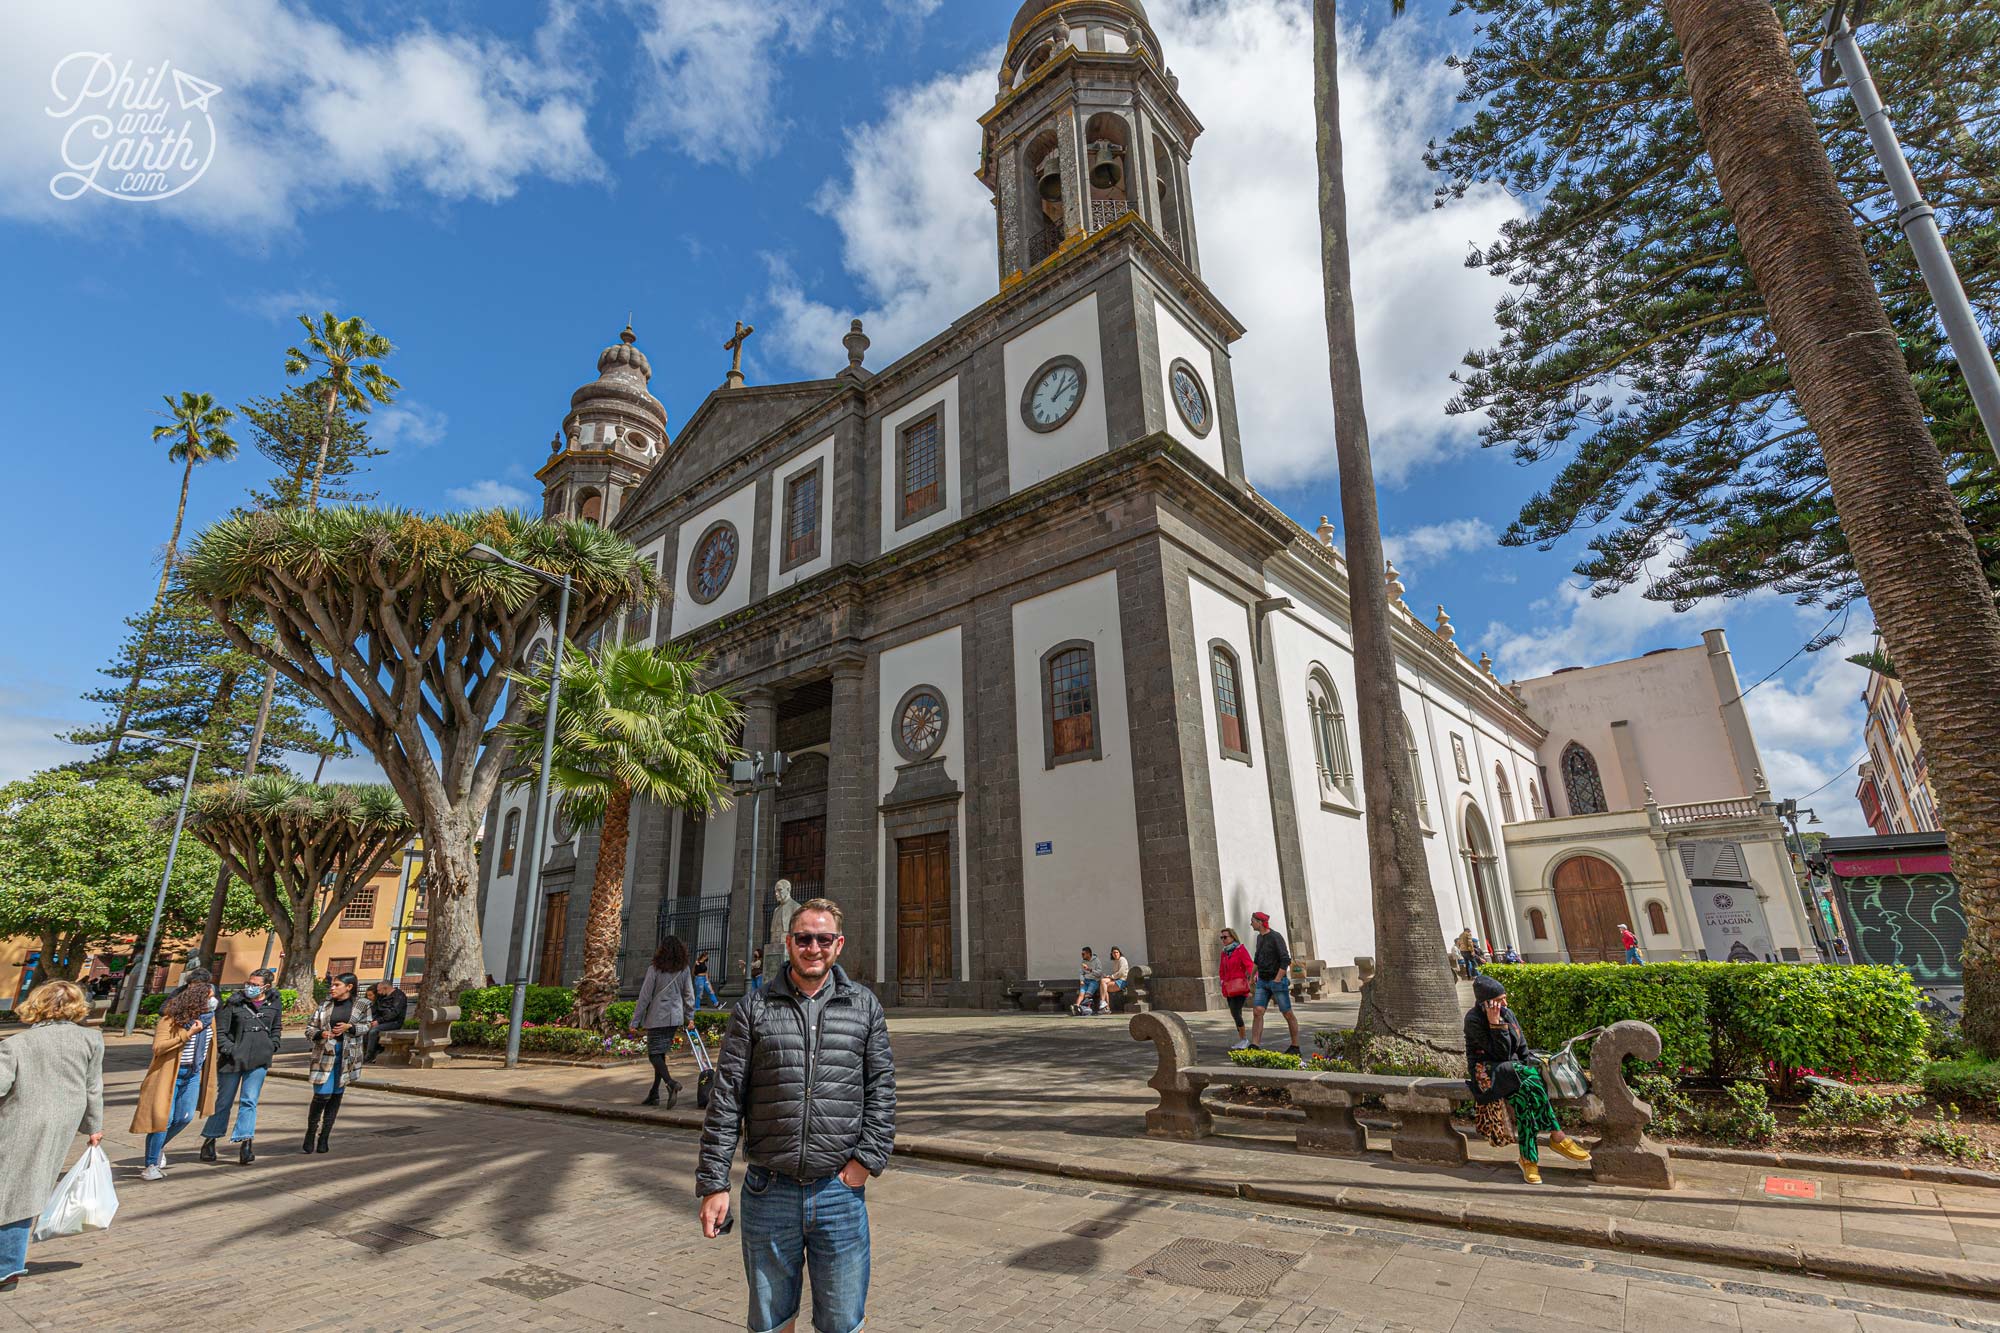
895 832 952 1005
537 890 569 983
1552 856 1628 962
781 816 827 900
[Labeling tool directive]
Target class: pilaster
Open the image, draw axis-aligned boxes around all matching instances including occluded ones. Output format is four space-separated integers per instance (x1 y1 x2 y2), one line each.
825 657 877 983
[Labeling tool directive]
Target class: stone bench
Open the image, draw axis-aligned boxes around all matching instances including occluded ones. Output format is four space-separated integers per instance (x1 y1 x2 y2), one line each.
1005 981 1068 1012
372 1028 419 1066
1107 965 1152 1014
1130 1011 1673 1189
408 1003 460 1068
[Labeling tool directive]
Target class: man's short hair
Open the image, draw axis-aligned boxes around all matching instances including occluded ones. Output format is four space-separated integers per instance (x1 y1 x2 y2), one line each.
252 968 276 983
789 897 845 933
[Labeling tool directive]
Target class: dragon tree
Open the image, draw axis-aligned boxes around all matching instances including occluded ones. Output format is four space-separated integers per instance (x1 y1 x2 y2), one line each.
181 777 418 996
179 507 657 1016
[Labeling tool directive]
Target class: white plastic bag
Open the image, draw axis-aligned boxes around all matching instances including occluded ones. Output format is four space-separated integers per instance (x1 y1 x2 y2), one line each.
33 1145 118 1241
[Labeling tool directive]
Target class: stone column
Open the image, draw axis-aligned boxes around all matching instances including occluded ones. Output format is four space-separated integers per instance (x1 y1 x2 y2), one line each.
824 657 877 986
729 687 779 992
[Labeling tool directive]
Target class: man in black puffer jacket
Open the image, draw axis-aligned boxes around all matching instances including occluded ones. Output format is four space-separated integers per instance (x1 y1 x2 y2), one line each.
698 897 895 1333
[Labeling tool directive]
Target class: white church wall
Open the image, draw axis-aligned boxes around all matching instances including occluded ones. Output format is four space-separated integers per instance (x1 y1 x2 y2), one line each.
767 435 836 594
1003 294 1109 495
879 378 962 555
1011 570 1146 977
874 626 968 980
480 788 532 983
1153 296 1226 477
1187 575 1287 943
670 483 759 638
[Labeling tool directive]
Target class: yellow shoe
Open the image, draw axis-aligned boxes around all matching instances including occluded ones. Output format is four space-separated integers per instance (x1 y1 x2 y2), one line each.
1518 1158 1542 1184
1551 1137 1592 1164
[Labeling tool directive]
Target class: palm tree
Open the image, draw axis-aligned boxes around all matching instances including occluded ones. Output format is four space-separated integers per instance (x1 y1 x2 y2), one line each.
1312 0 1464 1048
284 312 399 509
1656 0 2000 1050
501 641 742 1028
104 392 238 761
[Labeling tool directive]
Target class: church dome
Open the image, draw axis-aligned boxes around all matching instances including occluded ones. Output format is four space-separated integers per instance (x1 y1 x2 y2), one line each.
1008 1 1153 60
568 323 667 436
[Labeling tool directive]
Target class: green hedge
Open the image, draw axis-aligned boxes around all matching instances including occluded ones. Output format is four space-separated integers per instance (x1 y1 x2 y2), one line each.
1922 1057 2000 1114
456 983 732 1040
451 1020 612 1058
1480 962 1926 1084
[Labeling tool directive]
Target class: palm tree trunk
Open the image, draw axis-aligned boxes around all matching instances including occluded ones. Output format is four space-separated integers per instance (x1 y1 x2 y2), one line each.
107 454 196 760
1660 0 2000 1049
1313 0 1462 1049
306 384 338 510
572 785 633 1027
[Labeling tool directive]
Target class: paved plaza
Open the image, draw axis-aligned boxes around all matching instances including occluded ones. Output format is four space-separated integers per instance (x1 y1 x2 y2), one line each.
5 1012 1999 1331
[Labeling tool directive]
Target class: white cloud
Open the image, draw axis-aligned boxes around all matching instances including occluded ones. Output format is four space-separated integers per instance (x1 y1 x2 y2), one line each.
446 478 534 510
0 690 88 785
1 1 602 231
622 0 829 166
767 1 1524 486
371 402 449 452
1384 518 1497 571
235 288 341 323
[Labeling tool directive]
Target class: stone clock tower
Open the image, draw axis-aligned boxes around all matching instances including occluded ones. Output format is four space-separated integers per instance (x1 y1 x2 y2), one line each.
537 324 668 527
980 0 1202 286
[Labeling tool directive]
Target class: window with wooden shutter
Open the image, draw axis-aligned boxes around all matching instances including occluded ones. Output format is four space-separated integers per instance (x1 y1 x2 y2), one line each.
899 413 943 523
782 465 822 568
498 810 520 876
1210 644 1249 762
1043 644 1098 765
360 941 387 970
340 884 376 928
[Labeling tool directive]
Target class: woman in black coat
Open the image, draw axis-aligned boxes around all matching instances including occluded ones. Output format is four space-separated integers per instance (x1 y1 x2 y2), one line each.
1465 975 1591 1183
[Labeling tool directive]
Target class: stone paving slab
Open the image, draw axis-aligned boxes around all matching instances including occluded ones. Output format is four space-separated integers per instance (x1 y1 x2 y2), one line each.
153 1002 2000 1302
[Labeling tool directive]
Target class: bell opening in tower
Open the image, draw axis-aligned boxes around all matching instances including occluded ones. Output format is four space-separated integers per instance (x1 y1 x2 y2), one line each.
1084 113 1131 234
1022 127 1066 268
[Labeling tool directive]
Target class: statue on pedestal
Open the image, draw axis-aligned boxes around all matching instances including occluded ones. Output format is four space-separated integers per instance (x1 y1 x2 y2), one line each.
765 879 797 982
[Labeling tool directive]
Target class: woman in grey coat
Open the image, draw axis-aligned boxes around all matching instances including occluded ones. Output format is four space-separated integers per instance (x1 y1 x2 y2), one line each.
0 981 104 1289
628 935 697 1108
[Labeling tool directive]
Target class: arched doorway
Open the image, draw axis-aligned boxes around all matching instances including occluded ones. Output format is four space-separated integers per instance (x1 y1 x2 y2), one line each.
1552 855 1629 962
1461 804 1504 951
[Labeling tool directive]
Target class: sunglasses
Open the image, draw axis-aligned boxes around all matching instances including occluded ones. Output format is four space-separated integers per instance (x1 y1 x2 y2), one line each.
791 931 841 950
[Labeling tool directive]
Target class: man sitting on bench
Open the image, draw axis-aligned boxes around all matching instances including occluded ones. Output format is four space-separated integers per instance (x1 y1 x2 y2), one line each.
1072 947 1102 1015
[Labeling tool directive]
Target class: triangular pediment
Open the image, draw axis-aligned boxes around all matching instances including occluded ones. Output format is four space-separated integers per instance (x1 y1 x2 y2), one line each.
617 379 846 530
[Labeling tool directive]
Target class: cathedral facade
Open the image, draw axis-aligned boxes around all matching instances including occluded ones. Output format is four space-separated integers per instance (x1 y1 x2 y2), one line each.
474 0 1556 1010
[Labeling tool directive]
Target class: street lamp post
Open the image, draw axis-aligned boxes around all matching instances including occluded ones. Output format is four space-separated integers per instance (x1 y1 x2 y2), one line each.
470 543 571 1070
1821 0 2000 461
119 730 203 1037
1765 796 1838 962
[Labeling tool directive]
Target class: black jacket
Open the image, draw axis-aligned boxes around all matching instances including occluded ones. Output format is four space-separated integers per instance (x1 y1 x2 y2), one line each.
696 964 896 1196
216 992 284 1073
371 988 409 1030
1464 1003 1531 1105
1253 930 1291 983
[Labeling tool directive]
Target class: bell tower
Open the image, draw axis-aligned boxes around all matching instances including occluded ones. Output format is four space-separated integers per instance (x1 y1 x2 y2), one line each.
979 1 1202 287
537 323 667 527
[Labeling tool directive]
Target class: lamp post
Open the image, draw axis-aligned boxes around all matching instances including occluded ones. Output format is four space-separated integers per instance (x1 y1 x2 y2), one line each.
470 543 571 1069
1764 796 1838 961
1820 0 2000 461
730 751 787 988
118 730 202 1037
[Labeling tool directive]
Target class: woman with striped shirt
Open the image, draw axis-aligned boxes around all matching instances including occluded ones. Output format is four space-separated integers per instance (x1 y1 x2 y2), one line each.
131 980 218 1180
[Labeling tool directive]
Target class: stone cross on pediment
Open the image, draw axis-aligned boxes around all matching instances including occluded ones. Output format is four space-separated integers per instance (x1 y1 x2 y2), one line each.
724 320 755 389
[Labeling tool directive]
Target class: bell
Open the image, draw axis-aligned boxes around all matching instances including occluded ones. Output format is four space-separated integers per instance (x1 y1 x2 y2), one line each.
1036 150 1064 202
1089 139 1124 192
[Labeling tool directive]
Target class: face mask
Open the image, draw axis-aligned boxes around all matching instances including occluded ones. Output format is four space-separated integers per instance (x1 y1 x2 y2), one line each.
244 986 263 999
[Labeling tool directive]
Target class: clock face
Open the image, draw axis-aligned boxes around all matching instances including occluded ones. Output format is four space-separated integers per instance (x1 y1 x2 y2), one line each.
893 686 949 762
1169 359 1212 437
688 522 739 604
1023 356 1087 433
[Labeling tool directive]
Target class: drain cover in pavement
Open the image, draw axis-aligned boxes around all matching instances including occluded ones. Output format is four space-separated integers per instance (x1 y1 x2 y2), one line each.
336 1222 438 1253
1129 1238 1300 1297
1065 1219 1126 1239
481 1265 585 1301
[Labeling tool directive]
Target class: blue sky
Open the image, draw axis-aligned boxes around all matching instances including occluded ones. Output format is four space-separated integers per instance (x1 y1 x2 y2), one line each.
0 0 1877 830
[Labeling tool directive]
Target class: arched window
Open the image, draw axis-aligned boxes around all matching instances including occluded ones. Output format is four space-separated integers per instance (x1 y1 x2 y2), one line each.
1495 764 1516 823
1210 643 1250 762
1152 137 1186 260
1306 669 1353 799
1560 742 1608 815
1084 112 1131 232
1022 128 1066 267
1527 779 1544 818
1645 900 1671 937
576 489 603 524
1528 908 1549 941
1041 641 1100 766
498 809 521 877
1401 714 1430 826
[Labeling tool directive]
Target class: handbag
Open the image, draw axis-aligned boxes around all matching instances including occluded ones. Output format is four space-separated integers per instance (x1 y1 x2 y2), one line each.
1531 1028 1602 1101
34 1145 118 1241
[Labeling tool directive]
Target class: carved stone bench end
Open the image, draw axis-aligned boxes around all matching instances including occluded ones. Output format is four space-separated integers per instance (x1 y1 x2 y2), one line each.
1130 1010 1213 1140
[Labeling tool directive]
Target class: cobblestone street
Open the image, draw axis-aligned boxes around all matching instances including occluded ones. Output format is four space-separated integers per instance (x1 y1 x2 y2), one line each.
5 1043 1997 1332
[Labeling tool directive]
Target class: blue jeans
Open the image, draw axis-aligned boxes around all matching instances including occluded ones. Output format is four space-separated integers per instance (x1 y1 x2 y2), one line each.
1253 975 1293 1013
1 1216 29 1281
695 977 720 1009
740 1166 870 1333
1624 946 1642 964
200 1066 268 1142
144 1065 203 1165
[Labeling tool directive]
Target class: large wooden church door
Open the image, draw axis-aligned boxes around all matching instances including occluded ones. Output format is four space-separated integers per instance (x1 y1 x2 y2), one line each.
895 832 952 1005
780 817 826 900
1552 856 1628 962
537 890 569 983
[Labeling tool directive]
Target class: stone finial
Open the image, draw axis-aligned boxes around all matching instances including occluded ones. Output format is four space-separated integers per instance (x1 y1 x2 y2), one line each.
1434 605 1455 644
619 322 637 346
1316 515 1335 547
549 431 563 455
1643 782 1657 804
841 318 872 377
1385 559 1407 606
1478 650 1495 677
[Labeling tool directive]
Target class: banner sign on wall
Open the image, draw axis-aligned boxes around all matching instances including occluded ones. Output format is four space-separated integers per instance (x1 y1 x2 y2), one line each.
1692 884 1776 962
